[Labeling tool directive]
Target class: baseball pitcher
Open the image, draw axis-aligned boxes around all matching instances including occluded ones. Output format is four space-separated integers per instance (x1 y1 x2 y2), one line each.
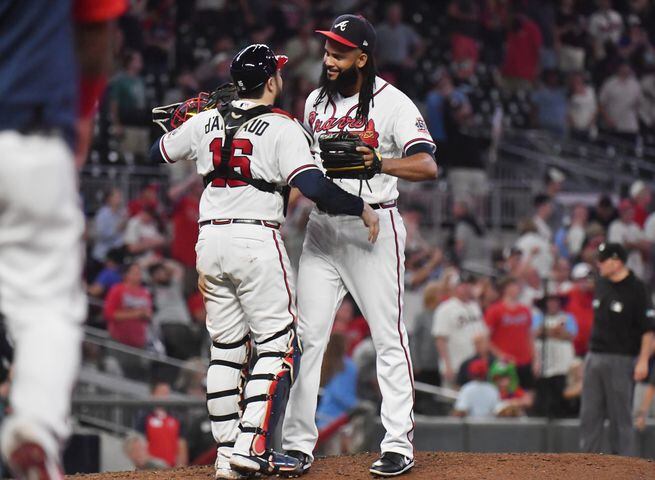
281 14 437 477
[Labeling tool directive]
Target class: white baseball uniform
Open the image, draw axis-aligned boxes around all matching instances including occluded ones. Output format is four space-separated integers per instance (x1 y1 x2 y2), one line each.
159 100 318 464
0 132 86 462
282 77 435 459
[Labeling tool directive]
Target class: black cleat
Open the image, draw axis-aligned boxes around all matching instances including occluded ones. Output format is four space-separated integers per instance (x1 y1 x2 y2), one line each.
282 450 312 477
369 452 414 477
230 450 301 476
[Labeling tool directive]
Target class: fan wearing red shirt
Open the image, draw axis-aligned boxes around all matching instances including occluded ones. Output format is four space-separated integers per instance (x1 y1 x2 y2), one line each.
566 263 595 357
501 11 542 86
137 381 188 467
168 175 202 280
103 263 152 348
484 277 535 390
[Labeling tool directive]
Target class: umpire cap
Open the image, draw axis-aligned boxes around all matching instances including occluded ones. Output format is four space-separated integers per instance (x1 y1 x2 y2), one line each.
230 44 288 94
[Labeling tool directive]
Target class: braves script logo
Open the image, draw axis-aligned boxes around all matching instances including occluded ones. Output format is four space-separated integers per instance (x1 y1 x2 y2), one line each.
334 20 349 31
309 111 379 148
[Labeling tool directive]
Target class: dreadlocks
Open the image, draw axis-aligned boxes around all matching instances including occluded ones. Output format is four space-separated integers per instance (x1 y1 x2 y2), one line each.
314 52 377 121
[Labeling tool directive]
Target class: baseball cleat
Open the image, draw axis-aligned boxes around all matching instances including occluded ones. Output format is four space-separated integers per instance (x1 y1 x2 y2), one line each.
369 452 414 477
281 450 312 477
230 450 301 476
7 442 64 480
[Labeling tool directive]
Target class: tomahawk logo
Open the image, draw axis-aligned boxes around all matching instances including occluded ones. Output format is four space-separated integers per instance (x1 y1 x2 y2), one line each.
334 20 349 31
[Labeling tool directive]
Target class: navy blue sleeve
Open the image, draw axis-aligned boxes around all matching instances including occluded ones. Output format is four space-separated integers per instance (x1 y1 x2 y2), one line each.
149 137 165 163
291 170 364 216
406 142 436 160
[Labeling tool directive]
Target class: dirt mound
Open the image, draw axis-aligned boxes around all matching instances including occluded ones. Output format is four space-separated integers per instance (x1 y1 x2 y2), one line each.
71 452 655 480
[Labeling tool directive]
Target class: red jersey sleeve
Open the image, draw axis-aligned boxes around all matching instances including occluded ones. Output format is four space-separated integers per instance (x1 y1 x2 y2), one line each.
484 304 499 332
103 284 123 324
73 0 127 23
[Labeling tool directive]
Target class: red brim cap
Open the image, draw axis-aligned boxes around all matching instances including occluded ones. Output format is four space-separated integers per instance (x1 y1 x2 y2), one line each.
315 30 358 48
276 55 288 70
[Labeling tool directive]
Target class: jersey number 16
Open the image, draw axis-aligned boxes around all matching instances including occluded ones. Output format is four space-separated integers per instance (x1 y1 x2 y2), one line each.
209 137 253 188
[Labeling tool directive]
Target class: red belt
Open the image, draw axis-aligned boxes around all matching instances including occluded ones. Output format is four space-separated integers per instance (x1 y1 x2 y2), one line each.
199 219 281 229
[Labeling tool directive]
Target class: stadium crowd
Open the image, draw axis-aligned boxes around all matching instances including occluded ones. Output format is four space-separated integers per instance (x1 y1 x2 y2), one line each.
45 0 655 468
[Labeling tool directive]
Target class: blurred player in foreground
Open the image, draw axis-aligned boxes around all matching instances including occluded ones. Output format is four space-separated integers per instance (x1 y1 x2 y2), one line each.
0 1 125 478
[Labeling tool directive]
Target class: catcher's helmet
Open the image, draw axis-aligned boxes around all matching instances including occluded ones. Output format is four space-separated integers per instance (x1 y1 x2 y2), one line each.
230 44 288 93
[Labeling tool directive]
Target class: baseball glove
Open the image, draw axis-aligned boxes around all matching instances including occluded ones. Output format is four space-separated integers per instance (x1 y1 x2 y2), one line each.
152 83 239 133
319 132 382 180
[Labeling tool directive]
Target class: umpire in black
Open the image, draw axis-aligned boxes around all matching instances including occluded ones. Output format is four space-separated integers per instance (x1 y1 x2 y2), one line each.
580 243 655 455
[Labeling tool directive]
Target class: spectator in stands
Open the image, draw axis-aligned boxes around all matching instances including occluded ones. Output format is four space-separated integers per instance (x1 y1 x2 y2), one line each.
599 60 644 145
500 9 543 91
162 69 200 105
531 69 569 137
426 70 488 204
137 381 188 467
588 194 618 231
88 248 125 300
449 198 491 273
515 218 554 279
543 168 567 236
168 175 202 295
568 72 598 140
128 183 163 217
433 273 487 387
480 0 509 66
316 333 358 429
284 20 323 85
457 331 496 386
124 433 167 470
566 263 596 357
533 293 578 417
548 257 573 295
124 207 167 264
142 0 176 75
555 0 588 73
92 188 127 264
619 15 654 76
103 263 152 349
532 193 555 241
629 180 652 228
490 360 533 416
108 50 150 156
148 260 194 360
187 292 210 358
562 203 590 260
484 277 535 391
447 0 481 79
410 281 444 412
588 0 624 60
607 198 648 279
452 358 500 418
640 63 655 129
375 2 425 95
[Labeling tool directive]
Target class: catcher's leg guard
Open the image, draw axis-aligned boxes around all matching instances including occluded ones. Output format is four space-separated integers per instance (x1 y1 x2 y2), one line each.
207 334 251 461
231 324 302 475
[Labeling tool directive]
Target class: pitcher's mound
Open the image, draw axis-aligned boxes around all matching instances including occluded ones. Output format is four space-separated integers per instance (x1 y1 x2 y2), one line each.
72 452 655 479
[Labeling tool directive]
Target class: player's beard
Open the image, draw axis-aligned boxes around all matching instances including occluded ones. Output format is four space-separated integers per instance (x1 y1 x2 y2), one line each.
319 63 360 97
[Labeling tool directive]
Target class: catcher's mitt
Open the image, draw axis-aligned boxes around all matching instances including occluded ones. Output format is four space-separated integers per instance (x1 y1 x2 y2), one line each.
319 132 382 180
152 83 239 133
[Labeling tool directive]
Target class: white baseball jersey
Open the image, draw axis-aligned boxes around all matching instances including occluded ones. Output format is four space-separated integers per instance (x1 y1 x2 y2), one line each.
159 99 319 223
305 76 435 203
